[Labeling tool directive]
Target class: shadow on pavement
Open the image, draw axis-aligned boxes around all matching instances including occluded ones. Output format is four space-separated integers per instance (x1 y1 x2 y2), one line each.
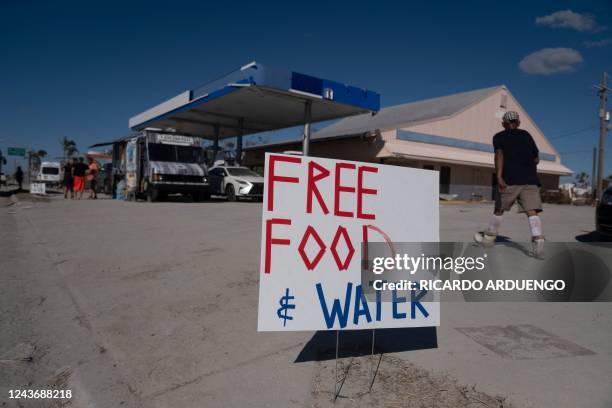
294 327 438 363
162 195 227 204
575 231 611 244
135 195 259 204
0 188 20 197
495 235 532 256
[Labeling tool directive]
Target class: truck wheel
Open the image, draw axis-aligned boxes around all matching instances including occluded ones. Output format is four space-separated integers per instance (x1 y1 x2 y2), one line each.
147 188 159 202
226 184 236 202
203 191 211 201
192 192 202 202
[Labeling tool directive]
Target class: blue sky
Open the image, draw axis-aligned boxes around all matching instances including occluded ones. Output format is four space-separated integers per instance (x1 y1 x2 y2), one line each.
1 0 610 179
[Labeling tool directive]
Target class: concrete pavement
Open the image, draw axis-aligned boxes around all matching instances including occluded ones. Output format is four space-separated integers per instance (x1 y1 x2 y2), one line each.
1 194 610 407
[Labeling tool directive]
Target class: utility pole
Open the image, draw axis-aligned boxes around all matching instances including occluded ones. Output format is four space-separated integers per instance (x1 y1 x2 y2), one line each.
592 147 597 196
596 72 608 200
27 150 32 186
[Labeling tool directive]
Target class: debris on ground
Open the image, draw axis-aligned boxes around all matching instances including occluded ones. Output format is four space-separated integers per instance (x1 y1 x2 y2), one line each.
541 190 571 205
0 343 37 364
311 354 514 407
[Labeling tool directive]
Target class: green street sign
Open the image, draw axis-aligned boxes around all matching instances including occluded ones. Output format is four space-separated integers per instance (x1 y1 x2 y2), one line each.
7 147 26 157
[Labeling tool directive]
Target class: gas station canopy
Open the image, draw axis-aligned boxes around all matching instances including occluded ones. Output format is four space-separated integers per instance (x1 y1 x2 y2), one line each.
128 61 380 140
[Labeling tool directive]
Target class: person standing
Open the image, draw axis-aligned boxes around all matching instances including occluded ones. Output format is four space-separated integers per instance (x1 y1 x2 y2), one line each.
474 111 545 257
15 166 24 191
72 157 88 199
62 160 74 199
86 156 101 199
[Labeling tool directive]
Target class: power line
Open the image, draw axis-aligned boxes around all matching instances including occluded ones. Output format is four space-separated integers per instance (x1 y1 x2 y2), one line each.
557 149 596 155
548 125 598 140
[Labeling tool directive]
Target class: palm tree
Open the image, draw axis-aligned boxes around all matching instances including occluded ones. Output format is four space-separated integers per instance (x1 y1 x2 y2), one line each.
29 149 48 173
575 171 589 188
60 137 78 160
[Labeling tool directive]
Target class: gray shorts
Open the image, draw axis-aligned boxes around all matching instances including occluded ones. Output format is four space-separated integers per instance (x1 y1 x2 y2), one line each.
495 185 542 213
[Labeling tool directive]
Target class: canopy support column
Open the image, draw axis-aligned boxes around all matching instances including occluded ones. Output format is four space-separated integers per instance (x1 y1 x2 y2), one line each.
236 118 244 165
302 100 312 157
212 125 220 165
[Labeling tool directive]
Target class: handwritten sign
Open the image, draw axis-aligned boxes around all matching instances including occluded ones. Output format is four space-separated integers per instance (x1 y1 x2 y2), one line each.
30 183 46 195
258 154 439 331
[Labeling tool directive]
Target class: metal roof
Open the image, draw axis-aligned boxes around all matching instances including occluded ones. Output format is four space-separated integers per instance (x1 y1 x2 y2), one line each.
311 85 501 140
128 61 380 139
243 85 502 149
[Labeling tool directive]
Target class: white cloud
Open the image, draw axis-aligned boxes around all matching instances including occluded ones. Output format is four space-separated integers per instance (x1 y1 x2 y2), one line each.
535 10 603 32
519 48 583 75
584 38 612 47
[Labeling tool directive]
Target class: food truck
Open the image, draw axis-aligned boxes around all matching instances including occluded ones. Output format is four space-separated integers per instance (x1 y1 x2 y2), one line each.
105 129 210 202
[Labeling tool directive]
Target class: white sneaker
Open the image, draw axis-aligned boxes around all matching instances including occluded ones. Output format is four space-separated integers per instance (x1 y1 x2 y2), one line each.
474 231 496 248
532 236 545 258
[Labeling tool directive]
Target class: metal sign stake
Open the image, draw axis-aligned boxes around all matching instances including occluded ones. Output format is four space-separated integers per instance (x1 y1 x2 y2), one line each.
334 329 339 401
369 329 376 391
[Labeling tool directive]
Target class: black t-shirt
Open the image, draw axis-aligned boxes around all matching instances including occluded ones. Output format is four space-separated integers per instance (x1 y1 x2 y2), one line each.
73 162 88 177
63 164 73 178
492 129 539 186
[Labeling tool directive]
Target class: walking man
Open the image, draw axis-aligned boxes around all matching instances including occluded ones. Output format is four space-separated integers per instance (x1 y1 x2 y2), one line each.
72 157 88 199
474 111 545 257
15 166 24 191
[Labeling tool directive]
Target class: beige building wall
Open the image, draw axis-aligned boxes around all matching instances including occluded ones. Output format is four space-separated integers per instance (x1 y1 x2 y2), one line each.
381 158 496 199
398 86 561 165
244 137 561 199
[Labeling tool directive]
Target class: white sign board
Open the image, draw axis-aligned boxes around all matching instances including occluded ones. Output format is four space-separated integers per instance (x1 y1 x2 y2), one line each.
156 134 195 146
30 183 46 195
258 153 439 331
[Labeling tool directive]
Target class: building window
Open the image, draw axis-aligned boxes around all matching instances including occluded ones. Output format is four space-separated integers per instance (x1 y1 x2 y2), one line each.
500 94 508 108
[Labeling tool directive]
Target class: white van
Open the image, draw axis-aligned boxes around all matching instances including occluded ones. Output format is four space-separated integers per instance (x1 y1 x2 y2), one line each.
37 161 62 187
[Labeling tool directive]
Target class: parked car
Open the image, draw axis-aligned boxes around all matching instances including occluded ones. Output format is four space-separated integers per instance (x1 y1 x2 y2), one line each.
208 166 264 201
596 186 612 239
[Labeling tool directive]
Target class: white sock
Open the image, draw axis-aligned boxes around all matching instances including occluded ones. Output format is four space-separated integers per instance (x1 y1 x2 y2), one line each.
486 215 503 235
528 215 542 237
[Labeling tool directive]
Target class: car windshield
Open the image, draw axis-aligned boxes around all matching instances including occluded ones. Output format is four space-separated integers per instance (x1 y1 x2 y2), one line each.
176 146 202 163
227 168 260 177
148 143 202 163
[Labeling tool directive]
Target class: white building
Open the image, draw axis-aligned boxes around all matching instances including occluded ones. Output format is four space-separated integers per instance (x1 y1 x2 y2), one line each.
244 85 572 200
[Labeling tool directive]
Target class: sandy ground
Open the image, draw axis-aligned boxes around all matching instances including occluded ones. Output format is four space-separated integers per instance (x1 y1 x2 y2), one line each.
1 192 610 407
